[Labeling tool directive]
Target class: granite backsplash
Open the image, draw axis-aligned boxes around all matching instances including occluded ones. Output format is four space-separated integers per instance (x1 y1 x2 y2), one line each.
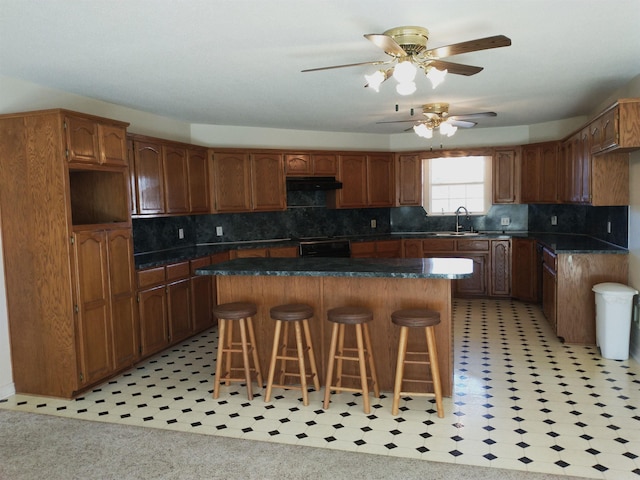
132 190 628 254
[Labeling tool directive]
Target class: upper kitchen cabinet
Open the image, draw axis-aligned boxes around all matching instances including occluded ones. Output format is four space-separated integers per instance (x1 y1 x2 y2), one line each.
0 109 136 398
589 99 640 154
211 150 286 213
250 152 287 211
129 134 211 216
64 114 128 167
284 153 337 176
492 147 521 204
395 153 422 206
329 153 394 208
520 141 560 203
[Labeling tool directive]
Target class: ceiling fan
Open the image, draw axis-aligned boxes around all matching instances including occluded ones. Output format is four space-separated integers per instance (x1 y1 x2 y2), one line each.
377 103 497 138
302 26 511 95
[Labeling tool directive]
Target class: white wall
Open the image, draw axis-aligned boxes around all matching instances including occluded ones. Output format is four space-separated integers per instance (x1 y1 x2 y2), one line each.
0 74 638 397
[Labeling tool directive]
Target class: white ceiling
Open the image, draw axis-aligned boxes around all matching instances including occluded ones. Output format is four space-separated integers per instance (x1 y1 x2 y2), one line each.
1 0 639 135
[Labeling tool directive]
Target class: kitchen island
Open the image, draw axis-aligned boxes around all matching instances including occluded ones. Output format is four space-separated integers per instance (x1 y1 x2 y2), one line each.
196 257 473 397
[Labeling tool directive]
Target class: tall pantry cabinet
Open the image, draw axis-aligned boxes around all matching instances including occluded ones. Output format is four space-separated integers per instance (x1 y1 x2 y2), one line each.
0 109 138 398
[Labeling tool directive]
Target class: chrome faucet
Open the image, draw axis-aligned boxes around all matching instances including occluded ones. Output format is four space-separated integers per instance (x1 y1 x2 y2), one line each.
455 206 470 233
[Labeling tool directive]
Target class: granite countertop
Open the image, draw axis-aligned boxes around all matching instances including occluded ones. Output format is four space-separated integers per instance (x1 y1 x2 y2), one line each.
195 257 474 279
135 232 627 270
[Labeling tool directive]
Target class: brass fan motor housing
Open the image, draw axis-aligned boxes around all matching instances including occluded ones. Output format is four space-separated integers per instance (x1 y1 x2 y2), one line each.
383 26 429 55
422 103 450 117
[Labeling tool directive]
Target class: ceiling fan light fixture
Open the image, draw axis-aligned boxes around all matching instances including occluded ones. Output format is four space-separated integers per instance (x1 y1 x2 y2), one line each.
392 58 417 83
365 70 387 92
413 123 433 138
439 121 457 137
426 67 447 89
396 81 416 96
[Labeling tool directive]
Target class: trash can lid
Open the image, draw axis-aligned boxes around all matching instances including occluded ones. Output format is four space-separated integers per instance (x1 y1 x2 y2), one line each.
592 282 639 296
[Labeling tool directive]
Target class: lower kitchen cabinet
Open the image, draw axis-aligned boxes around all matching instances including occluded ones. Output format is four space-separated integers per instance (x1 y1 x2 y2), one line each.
541 249 628 344
511 238 540 302
351 239 402 258
490 239 511 297
138 283 170 357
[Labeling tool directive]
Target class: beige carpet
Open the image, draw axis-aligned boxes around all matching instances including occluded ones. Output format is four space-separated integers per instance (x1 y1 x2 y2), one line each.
0 409 587 480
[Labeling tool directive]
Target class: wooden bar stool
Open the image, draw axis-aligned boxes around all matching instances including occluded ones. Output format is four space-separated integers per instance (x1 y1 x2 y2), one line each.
323 306 380 414
391 308 444 418
212 302 263 401
264 303 320 406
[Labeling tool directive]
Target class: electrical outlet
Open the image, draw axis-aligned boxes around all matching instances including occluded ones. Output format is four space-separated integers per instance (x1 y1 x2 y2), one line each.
178 228 184 239
551 215 558 226
500 217 510 226
216 226 223 236
370 219 377 228
607 221 612 234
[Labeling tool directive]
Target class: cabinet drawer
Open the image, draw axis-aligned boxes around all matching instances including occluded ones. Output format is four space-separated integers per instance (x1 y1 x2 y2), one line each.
137 266 166 288
351 242 376 256
543 248 557 271
422 239 455 251
190 256 211 274
166 261 190 280
456 239 490 252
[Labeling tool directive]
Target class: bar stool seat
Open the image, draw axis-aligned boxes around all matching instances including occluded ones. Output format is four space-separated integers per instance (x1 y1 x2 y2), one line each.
391 308 444 418
212 302 263 401
264 303 320 406
323 306 380 414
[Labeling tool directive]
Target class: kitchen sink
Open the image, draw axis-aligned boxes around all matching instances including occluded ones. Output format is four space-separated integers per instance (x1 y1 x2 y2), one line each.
434 231 486 237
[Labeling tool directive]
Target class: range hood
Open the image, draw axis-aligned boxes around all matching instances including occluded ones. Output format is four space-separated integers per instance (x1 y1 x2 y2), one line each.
286 176 343 191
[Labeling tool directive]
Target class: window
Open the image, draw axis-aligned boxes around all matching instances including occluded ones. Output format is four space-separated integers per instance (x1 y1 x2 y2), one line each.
422 155 492 215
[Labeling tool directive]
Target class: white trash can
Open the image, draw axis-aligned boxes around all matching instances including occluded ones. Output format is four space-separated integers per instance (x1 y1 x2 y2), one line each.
592 282 638 360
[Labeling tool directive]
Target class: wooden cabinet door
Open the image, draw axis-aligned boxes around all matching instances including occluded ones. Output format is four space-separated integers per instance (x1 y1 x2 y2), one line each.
98 124 128 167
126 137 138 215
138 285 169 357
65 115 100 165
520 145 540 203
337 154 367 208
312 154 337 175
511 238 539 302
455 254 488 296
133 140 165 214
191 256 215 333
168 278 192 343
351 241 376 258
251 153 286 211
107 229 139 370
539 142 559 202
269 246 299 257
367 154 394 206
579 128 592 203
162 145 189 213
212 151 251 212
542 263 557 331
493 148 520 204
490 240 511 297
73 230 113 386
376 240 402 258
403 239 423 258
187 147 210 213
395 153 422 206
285 154 311 175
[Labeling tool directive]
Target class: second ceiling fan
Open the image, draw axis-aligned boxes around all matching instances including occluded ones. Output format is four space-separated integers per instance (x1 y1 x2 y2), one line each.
302 26 511 94
378 103 497 138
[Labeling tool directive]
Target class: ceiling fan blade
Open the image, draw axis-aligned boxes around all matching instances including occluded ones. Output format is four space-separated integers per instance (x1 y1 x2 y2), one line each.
301 60 387 72
428 59 483 76
364 33 407 56
376 119 420 124
449 119 477 128
425 35 511 58
449 111 497 119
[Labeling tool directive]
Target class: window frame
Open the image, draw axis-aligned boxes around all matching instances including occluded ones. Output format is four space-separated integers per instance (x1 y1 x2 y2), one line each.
421 149 493 216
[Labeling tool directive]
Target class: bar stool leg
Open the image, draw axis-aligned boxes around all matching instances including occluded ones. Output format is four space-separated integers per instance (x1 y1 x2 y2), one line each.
302 319 320 391
392 325 409 415
323 322 340 409
223 321 234 386
336 324 345 388
355 324 371 414
213 319 227 399
362 323 380 398
264 319 283 403
293 321 310 405
425 326 444 418
246 317 263 387
238 318 254 400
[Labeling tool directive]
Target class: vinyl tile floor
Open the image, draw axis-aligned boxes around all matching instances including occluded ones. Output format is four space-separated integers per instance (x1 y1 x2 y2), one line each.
2 298 639 479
